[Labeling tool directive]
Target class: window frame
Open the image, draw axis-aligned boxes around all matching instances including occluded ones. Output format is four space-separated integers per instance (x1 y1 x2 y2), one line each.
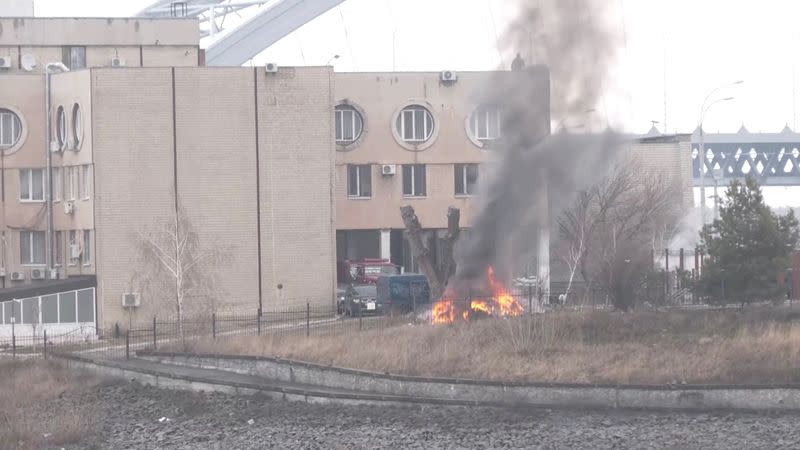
396 106 434 143
68 166 77 201
81 165 91 200
68 230 78 266
54 231 63 267
53 167 62 202
20 230 45 266
335 105 364 145
19 168 45 203
470 105 502 141
82 230 92 266
56 105 67 150
63 46 86 70
454 163 479 196
402 164 427 197
0 108 23 150
346 164 372 198
72 103 83 150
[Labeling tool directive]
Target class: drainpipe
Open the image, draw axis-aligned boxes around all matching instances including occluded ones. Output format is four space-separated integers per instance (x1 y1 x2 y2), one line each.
44 62 69 275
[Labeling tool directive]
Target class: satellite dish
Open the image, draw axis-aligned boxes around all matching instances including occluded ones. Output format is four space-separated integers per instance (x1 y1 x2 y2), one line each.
21 53 37 72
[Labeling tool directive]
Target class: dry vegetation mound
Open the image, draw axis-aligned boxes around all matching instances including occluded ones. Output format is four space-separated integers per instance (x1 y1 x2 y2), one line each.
187 306 800 385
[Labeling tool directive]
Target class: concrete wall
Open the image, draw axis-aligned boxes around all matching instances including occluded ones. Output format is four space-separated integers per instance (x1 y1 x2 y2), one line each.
91 66 336 327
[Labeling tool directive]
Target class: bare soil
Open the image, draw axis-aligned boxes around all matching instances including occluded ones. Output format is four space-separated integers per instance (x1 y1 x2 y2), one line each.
185 305 800 385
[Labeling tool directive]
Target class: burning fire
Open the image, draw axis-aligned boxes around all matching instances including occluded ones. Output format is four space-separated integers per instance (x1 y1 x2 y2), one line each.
432 266 525 324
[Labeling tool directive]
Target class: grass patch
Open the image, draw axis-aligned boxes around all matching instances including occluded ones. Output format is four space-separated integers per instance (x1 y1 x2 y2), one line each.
182 306 800 385
0 359 100 449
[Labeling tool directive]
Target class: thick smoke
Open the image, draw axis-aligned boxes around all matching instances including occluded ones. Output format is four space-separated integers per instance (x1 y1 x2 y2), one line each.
449 0 621 294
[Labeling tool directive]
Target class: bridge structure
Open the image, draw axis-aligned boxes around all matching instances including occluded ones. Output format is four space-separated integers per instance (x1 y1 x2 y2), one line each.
692 125 800 187
137 0 346 66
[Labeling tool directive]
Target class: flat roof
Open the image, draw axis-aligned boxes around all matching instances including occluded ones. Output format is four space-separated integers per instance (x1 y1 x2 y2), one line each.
0 17 198 46
0 276 96 303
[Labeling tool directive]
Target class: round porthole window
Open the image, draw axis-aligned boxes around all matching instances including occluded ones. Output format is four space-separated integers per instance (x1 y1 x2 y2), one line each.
0 108 23 151
72 103 83 150
55 105 67 150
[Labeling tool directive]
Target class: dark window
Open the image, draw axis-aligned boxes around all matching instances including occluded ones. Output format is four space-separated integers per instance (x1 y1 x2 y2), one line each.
20 230 45 265
42 295 58 323
455 164 479 195
77 289 94 322
347 165 372 197
62 46 86 70
402 164 426 196
59 291 76 323
470 105 502 141
396 106 434 142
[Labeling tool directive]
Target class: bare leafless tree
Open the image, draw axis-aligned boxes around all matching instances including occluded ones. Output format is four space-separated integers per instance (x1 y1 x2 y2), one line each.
136 205 226 338
558 160 681 310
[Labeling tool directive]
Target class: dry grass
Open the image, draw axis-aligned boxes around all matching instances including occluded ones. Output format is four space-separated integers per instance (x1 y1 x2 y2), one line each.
185 306 800 385
0 359 100 449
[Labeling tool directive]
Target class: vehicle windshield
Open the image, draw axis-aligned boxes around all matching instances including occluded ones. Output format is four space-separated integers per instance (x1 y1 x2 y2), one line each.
352 285 377 297
364 265 398 275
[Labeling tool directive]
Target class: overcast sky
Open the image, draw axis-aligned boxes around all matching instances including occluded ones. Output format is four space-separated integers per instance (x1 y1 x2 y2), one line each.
34 0 800 135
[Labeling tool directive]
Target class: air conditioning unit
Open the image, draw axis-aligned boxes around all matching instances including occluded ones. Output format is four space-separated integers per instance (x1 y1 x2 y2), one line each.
64 201 75 215
440 70 457 82
30 268 45 280
49 269 59 280
381 164 397 176
0 57 11 69
122 293 141 308
50 140 62 153
265 62 279 73
0 268 5 277
111 57 125 67
69 244 82 260
10 272 24 281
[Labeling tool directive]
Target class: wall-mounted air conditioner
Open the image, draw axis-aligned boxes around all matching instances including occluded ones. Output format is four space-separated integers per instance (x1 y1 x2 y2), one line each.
30 268 45 280
49 269 59 280
111 57 125 67
381 164 396 176
440 70 457 82
64 201 75 215
122 293 141 308
0 57 11 69
50 141 62 153
10 272 24 281
265 63 279 73
70 244 82 260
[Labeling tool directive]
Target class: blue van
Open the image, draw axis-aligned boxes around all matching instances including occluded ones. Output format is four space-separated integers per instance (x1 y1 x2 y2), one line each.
376 274 431 314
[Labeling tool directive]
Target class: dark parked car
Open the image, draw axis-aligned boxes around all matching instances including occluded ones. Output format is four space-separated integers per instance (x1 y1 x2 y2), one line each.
342 284 378 316
376 274 430 314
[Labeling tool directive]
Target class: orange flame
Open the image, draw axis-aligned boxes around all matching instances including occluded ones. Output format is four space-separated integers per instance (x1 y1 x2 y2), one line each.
431 266 525 324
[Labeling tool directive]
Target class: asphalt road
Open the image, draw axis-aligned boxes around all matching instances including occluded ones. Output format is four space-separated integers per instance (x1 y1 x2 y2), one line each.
45 382 800 449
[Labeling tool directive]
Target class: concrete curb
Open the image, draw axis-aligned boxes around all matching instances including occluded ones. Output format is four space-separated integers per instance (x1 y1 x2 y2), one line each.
136 350 800 411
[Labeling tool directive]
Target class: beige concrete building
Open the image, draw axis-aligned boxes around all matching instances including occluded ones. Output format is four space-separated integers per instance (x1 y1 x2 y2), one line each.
0 16 336 334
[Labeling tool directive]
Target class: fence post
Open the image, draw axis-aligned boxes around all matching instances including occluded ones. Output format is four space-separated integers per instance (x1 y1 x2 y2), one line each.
115 322 120 339
306 302 310 337
528 285 533 315
125 331 130 360
152 316 157 350
257 309 262 336
358 303 363 331
12 321 16 358
212 313 217 339
43 329 47 360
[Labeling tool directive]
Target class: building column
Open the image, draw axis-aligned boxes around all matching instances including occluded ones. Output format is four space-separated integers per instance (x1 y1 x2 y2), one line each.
380 229 391 261
537 176 550 304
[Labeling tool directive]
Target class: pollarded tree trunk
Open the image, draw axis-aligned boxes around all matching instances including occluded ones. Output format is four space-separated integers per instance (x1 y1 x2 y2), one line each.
400 205 461 300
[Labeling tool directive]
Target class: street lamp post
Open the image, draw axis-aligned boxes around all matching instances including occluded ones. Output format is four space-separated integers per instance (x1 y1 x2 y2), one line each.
697 81 742 225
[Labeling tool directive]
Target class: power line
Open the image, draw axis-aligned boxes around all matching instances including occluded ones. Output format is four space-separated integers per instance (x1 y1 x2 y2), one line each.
338 4 357 71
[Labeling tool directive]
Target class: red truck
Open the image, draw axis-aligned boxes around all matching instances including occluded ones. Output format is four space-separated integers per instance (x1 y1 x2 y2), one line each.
337 258 400 285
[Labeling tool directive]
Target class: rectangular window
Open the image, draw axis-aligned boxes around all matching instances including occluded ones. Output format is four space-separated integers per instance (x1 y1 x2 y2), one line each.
63 46 86 70
455 164 479 196
77 289 94 322
19 169 44 202
82 230 91 265
54 231 63 266
402 164 426 197
346 164 372 198
68 166 77 201
68 230 78 265
59 291 76 323
42 295 58 324
81 165 91 200
20 230 45 265
53 167 62 202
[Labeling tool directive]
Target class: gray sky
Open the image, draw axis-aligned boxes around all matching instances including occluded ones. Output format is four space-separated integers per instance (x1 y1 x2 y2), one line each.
34 0 800 135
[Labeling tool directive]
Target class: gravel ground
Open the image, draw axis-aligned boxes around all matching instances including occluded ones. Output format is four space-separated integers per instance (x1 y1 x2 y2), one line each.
38 382 800 449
